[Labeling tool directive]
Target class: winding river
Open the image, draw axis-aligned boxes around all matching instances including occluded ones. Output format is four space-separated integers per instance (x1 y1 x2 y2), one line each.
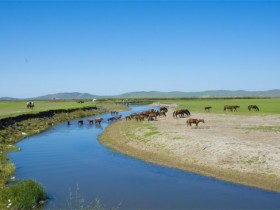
8 105 280 209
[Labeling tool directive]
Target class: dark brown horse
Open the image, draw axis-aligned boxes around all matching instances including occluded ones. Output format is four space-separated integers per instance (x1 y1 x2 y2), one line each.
224 105 240 112
107 117 115 123
87 119 94 124
160 107 168 113
186 118 205 127
248 105 259 111
204 106 212 112
159 110 167 117
173 109 191 118
125 116 131 120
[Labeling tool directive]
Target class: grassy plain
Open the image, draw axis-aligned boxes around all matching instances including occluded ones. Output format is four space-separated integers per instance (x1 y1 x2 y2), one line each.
0 99 128 118
161 98 280 114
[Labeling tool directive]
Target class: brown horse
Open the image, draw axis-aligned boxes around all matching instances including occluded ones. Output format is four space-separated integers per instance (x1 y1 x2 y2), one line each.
224 105 240 111
186 118 205 127
148 113 157 121
95 118 103 124
114 115 122 120
173 109 191 118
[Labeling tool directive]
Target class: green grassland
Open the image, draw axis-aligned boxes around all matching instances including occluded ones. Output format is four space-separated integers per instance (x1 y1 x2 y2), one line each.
0 99 129 119
160 98 280 114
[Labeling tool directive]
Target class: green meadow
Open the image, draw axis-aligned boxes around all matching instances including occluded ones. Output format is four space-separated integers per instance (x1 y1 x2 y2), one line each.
161 98 280 114
0 99 127 119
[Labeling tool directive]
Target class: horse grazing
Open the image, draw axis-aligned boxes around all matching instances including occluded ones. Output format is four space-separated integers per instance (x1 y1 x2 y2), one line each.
26 101 35 109
248 105 259 111
204 106 212 112
160 107 168 113
148 113 157 121
224 105 236 112
233 105 240 111
159 110 167 117
186 118 205 127
173 109 191 118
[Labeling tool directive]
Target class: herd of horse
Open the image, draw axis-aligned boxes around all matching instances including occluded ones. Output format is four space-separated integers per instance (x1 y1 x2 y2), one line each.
65 103 260 127
22 100 260 128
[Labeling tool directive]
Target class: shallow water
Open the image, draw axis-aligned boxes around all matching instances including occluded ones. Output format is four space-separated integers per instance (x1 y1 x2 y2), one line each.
9 105 280 209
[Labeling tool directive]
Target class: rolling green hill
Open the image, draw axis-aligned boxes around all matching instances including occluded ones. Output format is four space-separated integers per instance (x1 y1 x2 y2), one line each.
1 89 280 100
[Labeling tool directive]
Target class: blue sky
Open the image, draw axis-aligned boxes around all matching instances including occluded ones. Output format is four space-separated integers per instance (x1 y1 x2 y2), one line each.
1 0 280 98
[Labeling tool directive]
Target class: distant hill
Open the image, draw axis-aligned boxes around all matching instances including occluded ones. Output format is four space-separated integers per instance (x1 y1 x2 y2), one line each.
116 89 280 98
32 92 100 100
0 97 19 101
1 89 280 100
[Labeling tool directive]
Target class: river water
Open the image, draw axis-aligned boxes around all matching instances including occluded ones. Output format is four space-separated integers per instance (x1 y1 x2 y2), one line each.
8 105 280 209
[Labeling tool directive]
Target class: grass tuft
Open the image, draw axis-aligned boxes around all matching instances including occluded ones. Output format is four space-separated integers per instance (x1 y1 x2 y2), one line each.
0 179 47 209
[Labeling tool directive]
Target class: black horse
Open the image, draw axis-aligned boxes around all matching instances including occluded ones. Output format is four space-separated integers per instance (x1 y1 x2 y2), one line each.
160 107 168 113
204 106 212 112
248 105 259 111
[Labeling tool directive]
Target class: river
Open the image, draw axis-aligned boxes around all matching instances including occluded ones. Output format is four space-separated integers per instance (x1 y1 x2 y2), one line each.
8 105 280 209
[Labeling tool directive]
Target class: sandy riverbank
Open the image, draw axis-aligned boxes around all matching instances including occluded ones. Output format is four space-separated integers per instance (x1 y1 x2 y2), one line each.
99 105 280 192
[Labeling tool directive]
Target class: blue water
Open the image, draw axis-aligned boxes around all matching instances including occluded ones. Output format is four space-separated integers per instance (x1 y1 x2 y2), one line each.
8 105 280 209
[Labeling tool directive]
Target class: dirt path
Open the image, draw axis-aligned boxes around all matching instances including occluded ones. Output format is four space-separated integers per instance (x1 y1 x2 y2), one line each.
100 105 280 192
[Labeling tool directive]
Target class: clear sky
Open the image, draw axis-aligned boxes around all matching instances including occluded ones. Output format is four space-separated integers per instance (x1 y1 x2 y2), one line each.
1 0 279 98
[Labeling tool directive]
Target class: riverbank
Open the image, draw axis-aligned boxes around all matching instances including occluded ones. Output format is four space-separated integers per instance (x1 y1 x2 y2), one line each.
99 107 280 193
0 103 129 209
